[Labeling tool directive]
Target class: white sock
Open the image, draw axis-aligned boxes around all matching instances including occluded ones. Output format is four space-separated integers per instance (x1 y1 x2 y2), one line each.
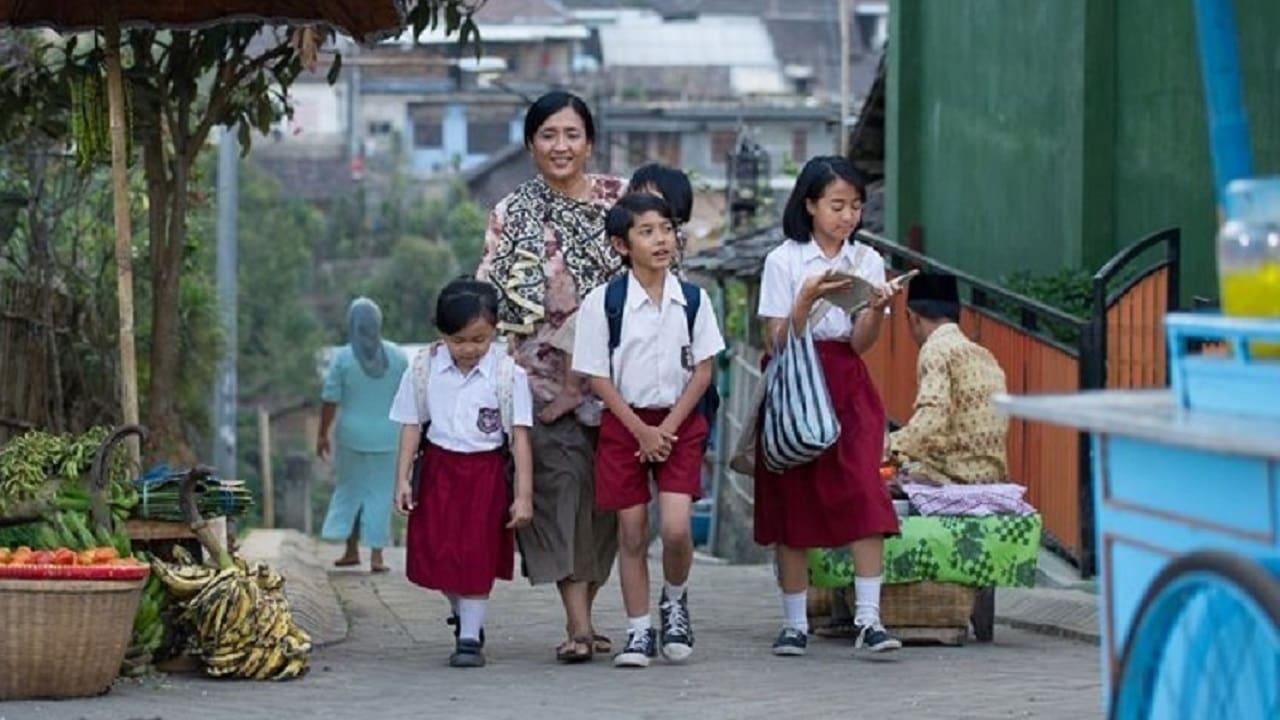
444 593 460 616
663 582 687 600
781 590 809 634
457 598 487 641
853 575 882 626
627 615 652 634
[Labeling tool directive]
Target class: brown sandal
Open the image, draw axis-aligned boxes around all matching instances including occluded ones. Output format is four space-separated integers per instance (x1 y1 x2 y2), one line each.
591 634 612 654
555 636 593 663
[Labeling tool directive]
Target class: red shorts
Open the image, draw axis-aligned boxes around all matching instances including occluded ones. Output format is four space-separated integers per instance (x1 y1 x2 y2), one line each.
595 407 708 512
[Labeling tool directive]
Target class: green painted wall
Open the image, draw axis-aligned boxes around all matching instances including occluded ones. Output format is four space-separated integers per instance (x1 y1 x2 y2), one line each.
888 0 1280 303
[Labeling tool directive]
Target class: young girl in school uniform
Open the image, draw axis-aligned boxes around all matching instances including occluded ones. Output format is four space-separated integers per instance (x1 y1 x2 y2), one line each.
391 278 535 668
755 156 903 655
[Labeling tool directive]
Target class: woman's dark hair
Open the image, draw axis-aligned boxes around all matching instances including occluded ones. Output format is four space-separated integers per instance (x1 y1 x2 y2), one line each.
781 155 868 243
628 163 693 225
434 276 499 335
523 91 595 146
605 194 674 267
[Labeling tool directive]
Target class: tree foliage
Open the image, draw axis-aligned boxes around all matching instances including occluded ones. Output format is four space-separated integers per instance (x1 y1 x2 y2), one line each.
0 2 485 460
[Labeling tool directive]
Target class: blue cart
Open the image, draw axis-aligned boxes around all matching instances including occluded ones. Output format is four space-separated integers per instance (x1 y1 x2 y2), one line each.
998 314 1280 718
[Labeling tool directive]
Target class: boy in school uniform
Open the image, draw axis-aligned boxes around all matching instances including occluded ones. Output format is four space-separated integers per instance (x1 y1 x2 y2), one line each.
573 193 725 668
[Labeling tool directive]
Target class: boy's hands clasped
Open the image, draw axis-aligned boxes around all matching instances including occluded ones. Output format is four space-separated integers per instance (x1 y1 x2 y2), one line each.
634 423 677 463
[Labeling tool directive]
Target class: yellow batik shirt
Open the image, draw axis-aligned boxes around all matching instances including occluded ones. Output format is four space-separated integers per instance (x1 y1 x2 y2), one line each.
888 323 1009 484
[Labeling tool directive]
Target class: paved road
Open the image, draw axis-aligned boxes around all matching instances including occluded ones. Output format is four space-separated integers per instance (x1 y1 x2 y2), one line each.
6 549 1102 720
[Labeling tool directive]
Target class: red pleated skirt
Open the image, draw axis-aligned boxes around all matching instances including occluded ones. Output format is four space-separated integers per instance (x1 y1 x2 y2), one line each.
406 444 514 595
754 340 900 548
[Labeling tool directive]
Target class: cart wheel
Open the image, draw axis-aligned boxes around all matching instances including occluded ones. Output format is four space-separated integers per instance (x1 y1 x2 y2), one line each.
1110 551 1280 720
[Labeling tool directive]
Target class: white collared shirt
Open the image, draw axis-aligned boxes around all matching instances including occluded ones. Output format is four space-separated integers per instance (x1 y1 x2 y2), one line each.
573 270 726 408
388 344 533 453
757 238 887 340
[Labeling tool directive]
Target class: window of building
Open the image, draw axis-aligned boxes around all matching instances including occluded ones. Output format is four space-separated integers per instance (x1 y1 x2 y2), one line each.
654 132 681 168
367 120 393 136
792 129 808 163
469 122 509 154
710 130 738 165
627 132 649 168
409 104 443 148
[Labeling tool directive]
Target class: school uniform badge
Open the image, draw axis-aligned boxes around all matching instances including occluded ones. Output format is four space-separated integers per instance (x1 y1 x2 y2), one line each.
477 407 502 434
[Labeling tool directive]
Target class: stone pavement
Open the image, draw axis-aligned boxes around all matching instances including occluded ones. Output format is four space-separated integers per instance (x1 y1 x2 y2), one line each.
5 535 1103 720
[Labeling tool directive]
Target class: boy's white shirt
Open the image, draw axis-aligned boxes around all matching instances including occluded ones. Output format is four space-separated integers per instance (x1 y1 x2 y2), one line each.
758 238 887 340
572 270 725 408
388 343 532 453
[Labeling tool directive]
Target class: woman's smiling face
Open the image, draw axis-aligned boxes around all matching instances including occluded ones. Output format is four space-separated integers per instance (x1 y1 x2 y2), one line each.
528 106 592 186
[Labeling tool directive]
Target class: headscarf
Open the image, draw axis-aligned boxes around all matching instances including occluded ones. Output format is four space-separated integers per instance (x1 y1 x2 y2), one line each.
347 297 389 378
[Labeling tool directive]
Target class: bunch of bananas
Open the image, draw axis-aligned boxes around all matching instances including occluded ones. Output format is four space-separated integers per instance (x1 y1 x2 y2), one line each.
21 510 133 557
68 66 132 170
122 568 169 677
151 551 311 681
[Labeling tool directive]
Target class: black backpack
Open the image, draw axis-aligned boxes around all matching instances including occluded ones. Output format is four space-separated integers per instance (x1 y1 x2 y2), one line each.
603 274 721 448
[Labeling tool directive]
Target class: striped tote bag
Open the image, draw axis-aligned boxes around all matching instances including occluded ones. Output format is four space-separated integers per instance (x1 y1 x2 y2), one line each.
760 325 841 473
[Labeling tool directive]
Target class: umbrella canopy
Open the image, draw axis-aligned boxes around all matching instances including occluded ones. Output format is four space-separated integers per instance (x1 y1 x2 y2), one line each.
0 0 405 42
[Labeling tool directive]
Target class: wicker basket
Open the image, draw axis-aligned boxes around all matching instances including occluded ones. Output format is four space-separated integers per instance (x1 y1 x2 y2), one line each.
0 576 146 700
809 581 977 628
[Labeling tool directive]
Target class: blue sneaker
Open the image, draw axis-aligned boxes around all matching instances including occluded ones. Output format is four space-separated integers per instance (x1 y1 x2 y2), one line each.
614 628 658 668
854 621 902 653
659 590 694 663
771 627 808 656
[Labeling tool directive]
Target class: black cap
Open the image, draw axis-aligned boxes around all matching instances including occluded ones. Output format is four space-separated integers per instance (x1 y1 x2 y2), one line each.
907 273 960 320
908 273 959 304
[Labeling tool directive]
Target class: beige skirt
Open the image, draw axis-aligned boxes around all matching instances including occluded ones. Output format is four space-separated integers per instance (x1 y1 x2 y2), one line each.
517 405 618 585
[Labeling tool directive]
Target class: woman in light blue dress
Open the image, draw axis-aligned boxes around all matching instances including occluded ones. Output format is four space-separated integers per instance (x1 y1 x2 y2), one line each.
317 298 408 572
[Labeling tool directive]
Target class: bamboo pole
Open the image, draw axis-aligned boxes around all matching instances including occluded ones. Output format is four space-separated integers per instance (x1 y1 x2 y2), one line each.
259 405 274 529
103 4 141 467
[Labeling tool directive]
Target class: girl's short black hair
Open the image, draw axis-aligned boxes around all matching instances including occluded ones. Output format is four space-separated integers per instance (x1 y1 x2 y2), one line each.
781 156 868 243
628 163 693 225
434 276 499 335
523 91 595 146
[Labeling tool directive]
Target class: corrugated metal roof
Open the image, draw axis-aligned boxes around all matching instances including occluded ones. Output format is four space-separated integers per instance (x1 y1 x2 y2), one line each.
599 14 779 68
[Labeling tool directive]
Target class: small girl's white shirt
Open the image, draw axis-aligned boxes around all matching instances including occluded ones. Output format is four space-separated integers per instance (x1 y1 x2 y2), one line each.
389 344 533 453
757 237 887 341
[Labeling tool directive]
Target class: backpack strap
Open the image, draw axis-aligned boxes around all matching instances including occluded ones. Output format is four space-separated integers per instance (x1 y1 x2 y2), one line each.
604 274 628 353
411 342 440 425
679 280 700 341
496 352 517 438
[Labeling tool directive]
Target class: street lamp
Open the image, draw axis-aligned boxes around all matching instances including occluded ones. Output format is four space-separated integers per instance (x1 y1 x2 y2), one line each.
726 134 769 233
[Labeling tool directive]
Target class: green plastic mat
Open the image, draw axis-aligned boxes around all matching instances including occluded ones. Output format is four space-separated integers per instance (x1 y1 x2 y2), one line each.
808 514 1042 589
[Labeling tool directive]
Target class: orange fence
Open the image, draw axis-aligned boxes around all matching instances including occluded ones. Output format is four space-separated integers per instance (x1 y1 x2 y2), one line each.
1105 266 1172 389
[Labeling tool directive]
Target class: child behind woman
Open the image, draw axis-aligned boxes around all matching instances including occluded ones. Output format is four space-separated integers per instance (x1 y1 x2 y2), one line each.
390 278 535 668
629 163 693 273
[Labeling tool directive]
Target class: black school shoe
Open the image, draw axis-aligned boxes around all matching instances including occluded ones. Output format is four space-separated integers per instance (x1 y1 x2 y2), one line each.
659 590 694 663
854 621 902 653
449 637 486 668
613 628 658 668
771 627 808 656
